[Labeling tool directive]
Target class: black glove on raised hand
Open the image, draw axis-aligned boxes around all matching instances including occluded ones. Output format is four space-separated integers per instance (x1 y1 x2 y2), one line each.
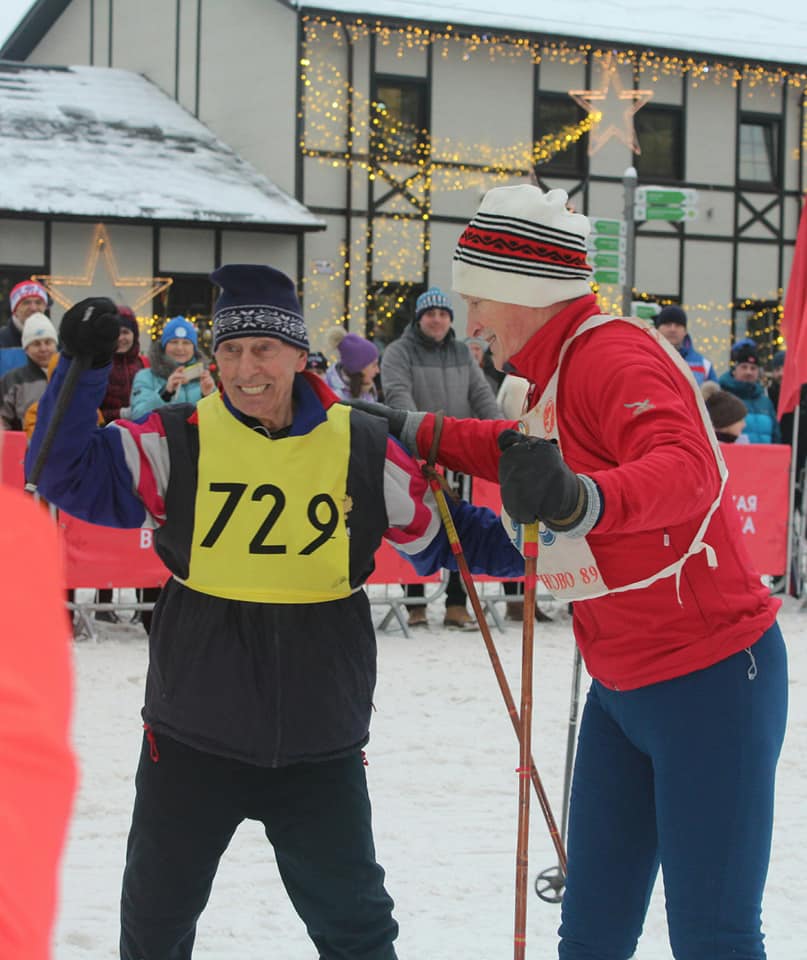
59 297 121 368
498 429 590 531
343 398 425 454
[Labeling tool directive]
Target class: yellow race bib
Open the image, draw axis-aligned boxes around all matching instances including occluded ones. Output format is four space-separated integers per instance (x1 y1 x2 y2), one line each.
182 394 352 603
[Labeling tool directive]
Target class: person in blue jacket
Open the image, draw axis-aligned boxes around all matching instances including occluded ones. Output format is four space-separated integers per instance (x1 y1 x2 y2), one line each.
654 304 718 386
128 315 216 418
718 339 781 444
27 265 524 960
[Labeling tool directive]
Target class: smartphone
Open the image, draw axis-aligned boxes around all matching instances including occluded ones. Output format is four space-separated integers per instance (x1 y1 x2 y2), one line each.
182 362 202 381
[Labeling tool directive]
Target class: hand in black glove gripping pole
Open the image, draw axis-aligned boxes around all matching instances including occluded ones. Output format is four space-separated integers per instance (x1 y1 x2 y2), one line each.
498 429 590 531
59 297 121 368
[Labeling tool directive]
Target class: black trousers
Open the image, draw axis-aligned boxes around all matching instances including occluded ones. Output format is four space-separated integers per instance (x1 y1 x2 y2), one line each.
120 733 398 959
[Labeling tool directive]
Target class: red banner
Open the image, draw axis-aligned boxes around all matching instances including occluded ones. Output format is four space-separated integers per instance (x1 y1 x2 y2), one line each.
722 442 790 575
367 539 441 585
58 515 169 590
2 432 789 585
778 196 807 416
472 445 791 578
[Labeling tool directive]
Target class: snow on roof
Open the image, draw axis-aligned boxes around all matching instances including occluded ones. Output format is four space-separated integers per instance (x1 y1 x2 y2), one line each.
300 0 807 68
0 62 325 229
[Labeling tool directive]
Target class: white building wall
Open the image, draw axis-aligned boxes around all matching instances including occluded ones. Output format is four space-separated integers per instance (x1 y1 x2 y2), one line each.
176 0 199 115
159 228 215 274
111 0 176 97
683 240 735 363
46 221 153 321
686 79 735 188
28 0 91 64
0 220 46 265
219 231 297 278
197 0 298 196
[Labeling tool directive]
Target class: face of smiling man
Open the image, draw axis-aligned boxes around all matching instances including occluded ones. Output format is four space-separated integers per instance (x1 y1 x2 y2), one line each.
463 296 566 370
215 336 307 431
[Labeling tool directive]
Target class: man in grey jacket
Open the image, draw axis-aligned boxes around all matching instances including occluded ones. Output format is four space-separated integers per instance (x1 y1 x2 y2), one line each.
380 286 501 628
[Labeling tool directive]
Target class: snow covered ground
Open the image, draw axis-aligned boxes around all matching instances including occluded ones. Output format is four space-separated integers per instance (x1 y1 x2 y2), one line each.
54 591 805 959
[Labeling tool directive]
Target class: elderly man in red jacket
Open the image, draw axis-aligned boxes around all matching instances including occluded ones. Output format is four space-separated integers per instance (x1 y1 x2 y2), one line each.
371 184 786 960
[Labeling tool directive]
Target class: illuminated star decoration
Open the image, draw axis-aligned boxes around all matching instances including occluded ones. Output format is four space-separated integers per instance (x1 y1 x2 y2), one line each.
33 223 173 311
568 52 654 155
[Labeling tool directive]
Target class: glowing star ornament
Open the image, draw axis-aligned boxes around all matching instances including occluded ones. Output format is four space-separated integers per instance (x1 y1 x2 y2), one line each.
33 224 172 311
568 52 654 155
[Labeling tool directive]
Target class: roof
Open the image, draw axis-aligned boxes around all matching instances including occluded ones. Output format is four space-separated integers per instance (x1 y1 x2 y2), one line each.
299 0 807 69
2 0 804 76
0 62 324 229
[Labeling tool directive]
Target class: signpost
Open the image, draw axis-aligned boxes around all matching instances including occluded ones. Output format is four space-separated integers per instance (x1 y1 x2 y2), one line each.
634 187 698 222
630 301 661 322
588 217 627 287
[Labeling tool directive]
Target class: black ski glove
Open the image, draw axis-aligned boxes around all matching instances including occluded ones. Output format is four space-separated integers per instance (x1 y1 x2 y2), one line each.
343 398 425 454
59 297 121 368
498 429 588 530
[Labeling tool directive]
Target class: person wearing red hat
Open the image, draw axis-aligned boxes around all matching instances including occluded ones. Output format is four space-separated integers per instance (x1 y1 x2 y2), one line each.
0 280 49 348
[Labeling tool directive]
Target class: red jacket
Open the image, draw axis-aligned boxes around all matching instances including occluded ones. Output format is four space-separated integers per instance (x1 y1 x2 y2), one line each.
0 486 76 959
101 345 147 424
416 294 778 690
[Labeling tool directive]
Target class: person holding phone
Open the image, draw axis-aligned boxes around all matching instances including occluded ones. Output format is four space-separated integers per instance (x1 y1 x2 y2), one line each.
128 315 216 419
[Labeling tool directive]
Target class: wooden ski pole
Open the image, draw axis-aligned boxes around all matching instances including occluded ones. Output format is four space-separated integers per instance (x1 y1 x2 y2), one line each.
514 519 538 959
423 468 566 882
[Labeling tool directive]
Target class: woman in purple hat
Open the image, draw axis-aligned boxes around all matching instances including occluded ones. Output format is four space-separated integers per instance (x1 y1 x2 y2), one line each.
324 326 380 401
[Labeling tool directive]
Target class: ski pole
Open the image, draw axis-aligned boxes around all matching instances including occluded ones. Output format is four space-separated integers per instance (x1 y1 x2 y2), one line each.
535 641 581 903
25 354 91 494
423 469 567 875
513 518 538 959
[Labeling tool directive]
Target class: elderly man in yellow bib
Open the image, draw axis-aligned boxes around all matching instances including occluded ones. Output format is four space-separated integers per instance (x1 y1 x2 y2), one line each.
27 264 524 960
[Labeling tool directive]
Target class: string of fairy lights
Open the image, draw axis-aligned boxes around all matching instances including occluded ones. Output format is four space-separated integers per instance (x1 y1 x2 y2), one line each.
296 15 806 349
24 15 803 367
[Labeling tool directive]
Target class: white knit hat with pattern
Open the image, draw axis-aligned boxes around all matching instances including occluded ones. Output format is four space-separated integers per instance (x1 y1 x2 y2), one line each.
22 313 58 349
452 185 593 308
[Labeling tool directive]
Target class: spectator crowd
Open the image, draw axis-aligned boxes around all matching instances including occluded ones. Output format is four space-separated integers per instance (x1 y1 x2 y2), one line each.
0 275 801 629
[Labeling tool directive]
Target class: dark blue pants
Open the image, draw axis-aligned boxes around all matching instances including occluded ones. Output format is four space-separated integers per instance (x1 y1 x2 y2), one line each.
559 623 787 960
120 734 398 959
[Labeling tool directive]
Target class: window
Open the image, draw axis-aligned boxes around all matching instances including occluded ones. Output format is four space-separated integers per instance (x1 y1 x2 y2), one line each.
366 281 423 348
372 77 428 162
535 92 587 177
739 115 780 186
149 274 215 355
635 105 684 182
734 301 781 367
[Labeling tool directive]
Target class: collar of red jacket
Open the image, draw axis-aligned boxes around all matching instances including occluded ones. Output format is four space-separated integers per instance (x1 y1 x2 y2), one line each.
507 293 602 391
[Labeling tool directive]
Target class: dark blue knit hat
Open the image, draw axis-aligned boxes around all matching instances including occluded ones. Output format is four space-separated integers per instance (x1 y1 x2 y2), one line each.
731 337 760 366
415 287 453 322
210 264 309 351
654 304 687 328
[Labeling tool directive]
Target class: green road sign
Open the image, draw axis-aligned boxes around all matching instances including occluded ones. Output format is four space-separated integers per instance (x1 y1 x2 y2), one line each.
593 269 623 285
593 252 622 269
589 235 623 252
640 206 697 222
635 187 698 208
590 217 624 236
631 301 660 321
